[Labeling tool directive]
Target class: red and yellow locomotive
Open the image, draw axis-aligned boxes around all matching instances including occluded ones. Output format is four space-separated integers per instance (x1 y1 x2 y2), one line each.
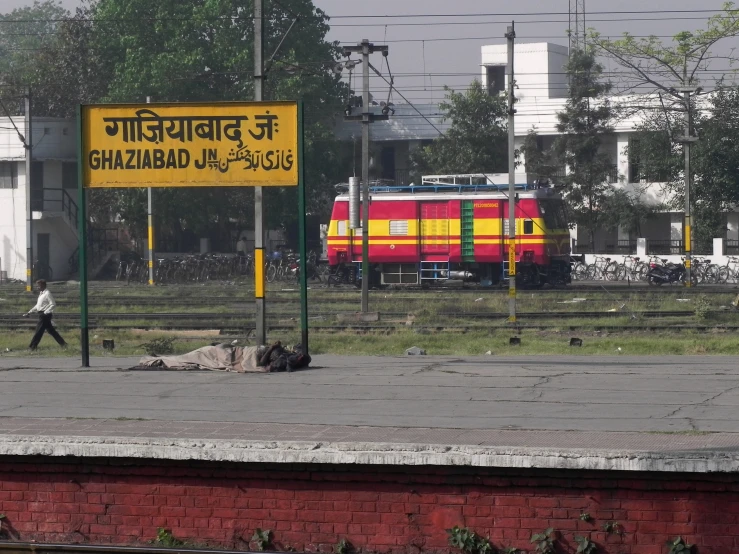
326 174 571 287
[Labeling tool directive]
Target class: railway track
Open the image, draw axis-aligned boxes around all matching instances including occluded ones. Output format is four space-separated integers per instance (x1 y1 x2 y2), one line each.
3 283 739 296
0 310 730 334
0 310 709 321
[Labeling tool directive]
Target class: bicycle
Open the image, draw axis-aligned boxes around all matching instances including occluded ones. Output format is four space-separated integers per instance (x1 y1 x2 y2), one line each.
570 257 588 281
691 257 715 284
586 256 618 281
717 256 739 284
616 255 649 281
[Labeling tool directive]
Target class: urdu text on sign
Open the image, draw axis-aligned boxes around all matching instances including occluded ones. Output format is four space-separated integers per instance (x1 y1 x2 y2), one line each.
82 102 298 188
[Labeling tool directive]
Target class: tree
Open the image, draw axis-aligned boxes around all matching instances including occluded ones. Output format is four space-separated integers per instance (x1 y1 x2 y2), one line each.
0 0 70 114
8 0 350 250
25 5 112 118
599 189 662 238
556 48 618 251
631 87 739 252
592 2 739 251
411 80 507 176
521 48 618 251
691 88 739 250
591 3 739 102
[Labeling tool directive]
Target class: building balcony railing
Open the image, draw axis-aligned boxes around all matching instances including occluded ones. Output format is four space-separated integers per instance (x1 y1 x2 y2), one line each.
31 187 78 226
607 164 619 184
647 240 683 255
524 165 618 184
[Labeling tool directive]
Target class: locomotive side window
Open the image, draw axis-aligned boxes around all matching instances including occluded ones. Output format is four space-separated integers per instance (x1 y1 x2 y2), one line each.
337 221 347 236
539 199 568 230
523 219 534 235
389 220 409 236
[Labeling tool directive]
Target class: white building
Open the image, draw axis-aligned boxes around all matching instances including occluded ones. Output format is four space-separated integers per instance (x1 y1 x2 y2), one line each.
334 103 451 186
0 118 80 282
481 42 739 256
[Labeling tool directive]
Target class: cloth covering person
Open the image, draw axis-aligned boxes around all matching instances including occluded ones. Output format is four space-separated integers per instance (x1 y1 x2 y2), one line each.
139 341 310 373
23 279 67 350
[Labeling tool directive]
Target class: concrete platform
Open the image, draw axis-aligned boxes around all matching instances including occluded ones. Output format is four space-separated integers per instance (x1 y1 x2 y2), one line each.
0 354 738 472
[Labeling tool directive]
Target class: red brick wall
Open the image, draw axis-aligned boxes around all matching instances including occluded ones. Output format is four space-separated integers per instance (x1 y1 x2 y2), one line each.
0 457 736 553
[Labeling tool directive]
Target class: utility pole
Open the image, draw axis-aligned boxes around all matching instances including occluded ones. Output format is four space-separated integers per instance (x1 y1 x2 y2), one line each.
146 96 154 286
254 0 267 344
678 87 698 287
506 23 517 322
342 39 388 312
25 89 33 293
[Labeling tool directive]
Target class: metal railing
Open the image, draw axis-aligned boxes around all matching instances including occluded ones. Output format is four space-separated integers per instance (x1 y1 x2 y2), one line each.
31 187 79 225
524 165 618 183
727 240 739 255
616 239 636 253
68 227 121 276
394 168 411 186
607 164 619 184
571 240 592 254
647 239 683 255
61 188 78 224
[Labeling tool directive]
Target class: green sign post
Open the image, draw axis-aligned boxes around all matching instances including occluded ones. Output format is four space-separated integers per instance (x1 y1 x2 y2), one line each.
76 101 308 366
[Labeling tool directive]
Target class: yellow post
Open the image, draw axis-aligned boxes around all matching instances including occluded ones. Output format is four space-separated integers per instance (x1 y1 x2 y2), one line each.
254 248 265 299
508 243 516 321
147 215 154 285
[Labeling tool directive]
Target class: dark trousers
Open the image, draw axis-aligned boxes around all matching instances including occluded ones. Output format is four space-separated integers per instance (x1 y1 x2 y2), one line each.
29 313 66 350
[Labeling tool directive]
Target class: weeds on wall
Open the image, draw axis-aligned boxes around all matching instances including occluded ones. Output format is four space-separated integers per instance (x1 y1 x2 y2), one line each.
252 528 273 551
530 528 557 554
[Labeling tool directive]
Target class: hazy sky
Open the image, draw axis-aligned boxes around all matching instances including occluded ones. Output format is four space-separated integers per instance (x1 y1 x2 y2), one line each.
3 0 732 104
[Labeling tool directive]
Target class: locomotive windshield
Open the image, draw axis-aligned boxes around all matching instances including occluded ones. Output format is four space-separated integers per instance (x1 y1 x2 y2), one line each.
538 199 569 230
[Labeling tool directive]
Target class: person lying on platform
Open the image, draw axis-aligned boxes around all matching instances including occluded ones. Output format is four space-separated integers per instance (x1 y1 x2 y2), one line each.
138 340 310 373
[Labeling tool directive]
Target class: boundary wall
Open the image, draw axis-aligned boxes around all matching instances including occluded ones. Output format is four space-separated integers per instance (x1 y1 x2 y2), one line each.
0 456 736 554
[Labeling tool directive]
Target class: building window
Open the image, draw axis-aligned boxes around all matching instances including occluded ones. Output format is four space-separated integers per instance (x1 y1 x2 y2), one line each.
0 162 17 189
389 220 408 236
486 66 505 95
62 162 78 189
629 139 641 183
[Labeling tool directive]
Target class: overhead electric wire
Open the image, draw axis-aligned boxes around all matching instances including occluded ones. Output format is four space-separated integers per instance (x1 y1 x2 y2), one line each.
0 8 733 23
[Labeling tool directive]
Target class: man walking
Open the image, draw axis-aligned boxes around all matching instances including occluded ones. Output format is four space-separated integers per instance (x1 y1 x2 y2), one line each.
23 279 67 350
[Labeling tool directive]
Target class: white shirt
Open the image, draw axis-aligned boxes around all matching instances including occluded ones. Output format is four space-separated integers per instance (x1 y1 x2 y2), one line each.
28 290 56 315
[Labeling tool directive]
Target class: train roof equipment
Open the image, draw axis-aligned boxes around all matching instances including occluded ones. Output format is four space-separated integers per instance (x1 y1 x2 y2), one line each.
334 173 557 195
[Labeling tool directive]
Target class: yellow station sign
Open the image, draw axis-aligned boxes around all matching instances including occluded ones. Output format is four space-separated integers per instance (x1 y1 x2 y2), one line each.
82 102 298 188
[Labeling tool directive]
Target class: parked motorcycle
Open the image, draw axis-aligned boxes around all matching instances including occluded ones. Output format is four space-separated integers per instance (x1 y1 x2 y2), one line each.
646 258 697 286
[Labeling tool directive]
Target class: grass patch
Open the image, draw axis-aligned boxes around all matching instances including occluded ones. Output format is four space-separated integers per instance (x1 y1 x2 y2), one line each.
3 283 739 357
311 328 739 356
7 327 739 357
